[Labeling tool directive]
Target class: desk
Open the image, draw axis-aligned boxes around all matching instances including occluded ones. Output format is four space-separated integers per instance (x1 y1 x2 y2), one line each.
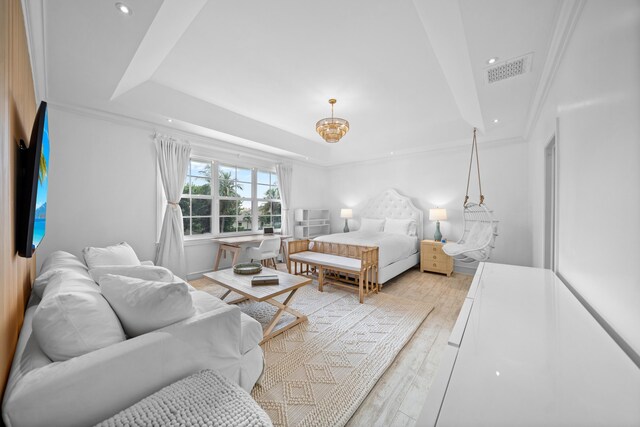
211 234 292 271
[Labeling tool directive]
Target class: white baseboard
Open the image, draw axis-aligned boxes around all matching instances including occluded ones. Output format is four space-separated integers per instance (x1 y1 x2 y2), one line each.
454 262 478 276
186 269 214 281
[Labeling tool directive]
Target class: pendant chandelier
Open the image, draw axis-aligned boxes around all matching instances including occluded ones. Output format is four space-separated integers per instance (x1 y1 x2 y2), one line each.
316 98 349 143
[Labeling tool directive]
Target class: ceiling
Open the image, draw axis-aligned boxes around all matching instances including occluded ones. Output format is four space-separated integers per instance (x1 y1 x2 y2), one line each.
27 0 561 165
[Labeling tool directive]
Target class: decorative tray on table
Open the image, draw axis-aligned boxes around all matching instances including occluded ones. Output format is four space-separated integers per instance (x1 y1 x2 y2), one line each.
233 262 263 275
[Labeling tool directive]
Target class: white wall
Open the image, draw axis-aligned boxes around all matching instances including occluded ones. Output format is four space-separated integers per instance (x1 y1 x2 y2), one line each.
528 0 640 356
38 108 158 267
326 141 531 271
38 107 330 277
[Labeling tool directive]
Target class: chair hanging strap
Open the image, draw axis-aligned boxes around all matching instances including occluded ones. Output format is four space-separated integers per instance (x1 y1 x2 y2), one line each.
464 127 484 207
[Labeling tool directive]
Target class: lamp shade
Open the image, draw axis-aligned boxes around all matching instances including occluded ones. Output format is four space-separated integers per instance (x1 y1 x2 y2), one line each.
340 208 353 219
429 208 447 221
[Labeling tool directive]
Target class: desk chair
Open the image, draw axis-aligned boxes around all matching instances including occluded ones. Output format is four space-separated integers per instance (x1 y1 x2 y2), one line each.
245 237 281 268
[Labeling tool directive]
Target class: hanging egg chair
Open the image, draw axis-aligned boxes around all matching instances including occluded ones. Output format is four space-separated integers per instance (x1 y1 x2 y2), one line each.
443 128 499 263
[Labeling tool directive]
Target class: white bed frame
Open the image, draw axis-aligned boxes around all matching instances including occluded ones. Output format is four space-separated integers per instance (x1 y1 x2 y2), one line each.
355 189 423 284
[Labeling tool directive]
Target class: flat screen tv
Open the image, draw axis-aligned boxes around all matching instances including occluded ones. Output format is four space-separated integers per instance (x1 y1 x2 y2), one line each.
16 101 49 258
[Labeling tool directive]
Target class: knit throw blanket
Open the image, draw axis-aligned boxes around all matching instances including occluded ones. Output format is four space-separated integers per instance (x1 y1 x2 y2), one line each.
95 369 273 427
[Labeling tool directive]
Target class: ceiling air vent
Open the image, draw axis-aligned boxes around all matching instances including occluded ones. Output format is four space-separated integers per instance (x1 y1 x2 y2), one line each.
485 53 533 84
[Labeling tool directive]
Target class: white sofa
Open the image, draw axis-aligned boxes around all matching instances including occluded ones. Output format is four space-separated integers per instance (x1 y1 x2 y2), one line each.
2 251 264 427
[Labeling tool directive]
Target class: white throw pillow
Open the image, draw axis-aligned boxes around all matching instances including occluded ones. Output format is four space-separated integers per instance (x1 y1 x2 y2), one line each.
34 268 99 299
40 250 88 276
408 221 417 236
89 265 174 284
359 218 385 232
99 274 195 337
384 218 415 235
32 291 126 362
82 242 141 269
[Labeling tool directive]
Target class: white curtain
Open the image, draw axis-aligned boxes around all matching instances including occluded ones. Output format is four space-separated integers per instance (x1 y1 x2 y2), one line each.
155 134 191 278
276 163 293 236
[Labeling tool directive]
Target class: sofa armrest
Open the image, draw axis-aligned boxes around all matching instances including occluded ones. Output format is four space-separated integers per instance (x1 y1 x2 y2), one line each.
3 305 242 427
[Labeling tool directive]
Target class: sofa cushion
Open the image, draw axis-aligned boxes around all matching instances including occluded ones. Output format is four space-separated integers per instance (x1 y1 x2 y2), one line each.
34 251 91 298
40 250 89 275
83 242 141 269
99 275 195 337
89 265 174 284
191 290 262 355
32 290 126 362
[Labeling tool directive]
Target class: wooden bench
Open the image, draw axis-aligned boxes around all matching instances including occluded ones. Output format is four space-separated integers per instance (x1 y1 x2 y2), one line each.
287 240 379 303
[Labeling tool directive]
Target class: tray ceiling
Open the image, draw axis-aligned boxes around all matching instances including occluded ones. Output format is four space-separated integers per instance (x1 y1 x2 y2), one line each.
29 0 561 165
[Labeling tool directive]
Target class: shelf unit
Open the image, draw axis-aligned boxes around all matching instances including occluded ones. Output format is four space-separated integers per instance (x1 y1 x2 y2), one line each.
294 208 330 239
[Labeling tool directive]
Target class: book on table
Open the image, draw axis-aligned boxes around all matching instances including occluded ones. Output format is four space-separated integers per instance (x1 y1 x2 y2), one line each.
251 274 279 286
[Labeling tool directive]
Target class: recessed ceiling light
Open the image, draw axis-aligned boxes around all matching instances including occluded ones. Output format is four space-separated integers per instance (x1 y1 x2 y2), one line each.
390 151 394 155
166 118 173 123
115 2 132 15
493 118 499 123
487 57 498 65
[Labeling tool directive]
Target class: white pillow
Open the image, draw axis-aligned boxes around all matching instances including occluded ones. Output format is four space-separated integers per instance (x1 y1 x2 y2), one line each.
359 218 385 232
384 218 415 235
89 265 174 284
32 291 126 362
99 274 195 337
40 250 88 276
33 268 98 299
83 242 141 269
408 221 417 237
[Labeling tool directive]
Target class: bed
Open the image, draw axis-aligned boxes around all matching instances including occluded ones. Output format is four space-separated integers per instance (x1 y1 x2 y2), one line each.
314 189 423 284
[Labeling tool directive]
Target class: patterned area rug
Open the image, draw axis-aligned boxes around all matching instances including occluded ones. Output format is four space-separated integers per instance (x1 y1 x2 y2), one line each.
191 277 434 427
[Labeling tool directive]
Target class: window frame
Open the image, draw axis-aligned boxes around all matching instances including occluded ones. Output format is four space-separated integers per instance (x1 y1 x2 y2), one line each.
180 158 281 240
256 169 282 232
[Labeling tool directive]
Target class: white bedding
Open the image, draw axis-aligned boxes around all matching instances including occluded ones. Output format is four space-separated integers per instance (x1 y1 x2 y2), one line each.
313 231 418 269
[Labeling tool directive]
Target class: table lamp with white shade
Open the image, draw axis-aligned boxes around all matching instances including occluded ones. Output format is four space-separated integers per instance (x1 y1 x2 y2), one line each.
429 208 447 242
340 208 353 233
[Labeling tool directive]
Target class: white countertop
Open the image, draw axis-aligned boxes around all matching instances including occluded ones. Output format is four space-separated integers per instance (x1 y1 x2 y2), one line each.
437 263 640 426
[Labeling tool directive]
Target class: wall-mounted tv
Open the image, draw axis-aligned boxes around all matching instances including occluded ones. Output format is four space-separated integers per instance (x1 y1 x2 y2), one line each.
16 101 49 258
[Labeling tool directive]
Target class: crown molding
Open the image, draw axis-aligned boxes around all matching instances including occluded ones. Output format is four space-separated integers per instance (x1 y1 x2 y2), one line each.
325 135 526 170
50 100 526 171
47 101 326 170
523 0 586 140
21 0 46 103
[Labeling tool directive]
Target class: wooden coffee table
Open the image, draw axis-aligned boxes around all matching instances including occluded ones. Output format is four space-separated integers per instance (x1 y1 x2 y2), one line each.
203 268 312 344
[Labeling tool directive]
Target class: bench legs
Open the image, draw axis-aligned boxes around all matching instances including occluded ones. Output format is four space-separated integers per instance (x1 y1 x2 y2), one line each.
288 261 378 303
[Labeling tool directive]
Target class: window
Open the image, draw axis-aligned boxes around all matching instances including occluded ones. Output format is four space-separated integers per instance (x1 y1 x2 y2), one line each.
181 160 212 236
180 160 281 236
257 170 281 230
219 164 253 233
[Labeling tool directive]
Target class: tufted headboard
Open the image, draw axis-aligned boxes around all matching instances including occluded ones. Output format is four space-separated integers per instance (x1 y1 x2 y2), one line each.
357 189 423 240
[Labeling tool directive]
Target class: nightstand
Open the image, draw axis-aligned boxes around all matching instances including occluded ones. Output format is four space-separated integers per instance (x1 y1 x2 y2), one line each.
420 240 454 276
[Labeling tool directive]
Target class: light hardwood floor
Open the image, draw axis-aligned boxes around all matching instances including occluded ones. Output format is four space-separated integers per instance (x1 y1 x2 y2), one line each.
271 263 472 427
346 267 472 427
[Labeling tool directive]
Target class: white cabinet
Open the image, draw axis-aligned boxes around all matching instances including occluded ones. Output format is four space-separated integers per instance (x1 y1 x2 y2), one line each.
418 262 640 427
294 209 330 239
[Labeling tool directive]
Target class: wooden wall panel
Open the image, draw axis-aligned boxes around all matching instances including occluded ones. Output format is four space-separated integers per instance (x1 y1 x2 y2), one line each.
0 0 37 405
